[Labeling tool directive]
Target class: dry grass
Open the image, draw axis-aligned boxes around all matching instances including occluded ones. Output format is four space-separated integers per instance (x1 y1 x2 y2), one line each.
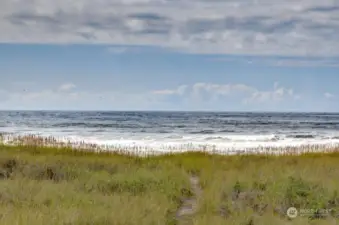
2 133 339 156
1 138 339 224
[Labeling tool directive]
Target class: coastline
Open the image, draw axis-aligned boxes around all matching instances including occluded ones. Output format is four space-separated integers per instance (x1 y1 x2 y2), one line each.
2 133 339 157
2 111 339 157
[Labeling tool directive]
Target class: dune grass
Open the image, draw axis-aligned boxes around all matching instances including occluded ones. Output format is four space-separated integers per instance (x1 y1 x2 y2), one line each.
1 143 339 224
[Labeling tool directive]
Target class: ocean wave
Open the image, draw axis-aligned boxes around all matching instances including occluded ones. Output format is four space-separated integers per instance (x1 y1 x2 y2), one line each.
203 136 230 141
166 135 184 139
221 134 281 142
219 129 237 133
287 134 316 139
157 130 171 133
52 122 151 129
321 136 339 140
2 111 339 155
189 130 216 134
2 133 339 156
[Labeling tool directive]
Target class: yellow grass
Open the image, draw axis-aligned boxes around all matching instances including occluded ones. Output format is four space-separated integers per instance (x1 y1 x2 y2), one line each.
1 136 339 224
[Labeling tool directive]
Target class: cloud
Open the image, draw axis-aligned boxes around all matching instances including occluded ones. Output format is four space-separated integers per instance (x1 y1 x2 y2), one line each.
2 81 298 110
270 58 339 67
1 0 339 56
0 83 166 110
212 56 339 67
324 92 335 99
0 81 334 111
58 83 76 91
152 85 188 95
152 83 255 103
152 82 300 105
190 83 256 100
306 5 339 12
245 85 300 104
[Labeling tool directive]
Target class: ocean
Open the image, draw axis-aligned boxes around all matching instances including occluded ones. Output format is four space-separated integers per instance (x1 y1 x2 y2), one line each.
1 111 339 154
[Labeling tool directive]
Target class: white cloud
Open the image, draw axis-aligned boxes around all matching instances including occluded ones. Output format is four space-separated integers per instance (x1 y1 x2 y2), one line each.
58 83 76 91
152 85 188 95
0 81 333 111
190 83 255 98
324 92 335 99
2 81 296 110
152 82 300 105
1 0 339 56
245 82 300 103
0 84 166 110
213 56 339 67
152 89 178 95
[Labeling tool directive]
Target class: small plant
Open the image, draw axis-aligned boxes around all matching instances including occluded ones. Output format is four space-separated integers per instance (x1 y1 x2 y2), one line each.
253 181 267 191
233 181 245 197
284 176 327 212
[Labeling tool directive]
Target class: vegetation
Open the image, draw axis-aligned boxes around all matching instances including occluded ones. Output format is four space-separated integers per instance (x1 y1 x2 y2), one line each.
1 143 339 224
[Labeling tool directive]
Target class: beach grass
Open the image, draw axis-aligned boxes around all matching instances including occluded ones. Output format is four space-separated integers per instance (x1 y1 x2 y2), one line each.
1 142 339 224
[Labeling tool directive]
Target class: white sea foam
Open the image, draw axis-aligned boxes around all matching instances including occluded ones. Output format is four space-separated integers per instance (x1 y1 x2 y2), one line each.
2 111 339 156
2 129 339 155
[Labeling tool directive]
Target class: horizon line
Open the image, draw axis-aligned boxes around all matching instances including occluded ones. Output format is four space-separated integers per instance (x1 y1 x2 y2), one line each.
0 109 338 114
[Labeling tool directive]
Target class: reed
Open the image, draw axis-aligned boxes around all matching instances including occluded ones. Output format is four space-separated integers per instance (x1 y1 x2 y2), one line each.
1 133 339 157
1 135 339 224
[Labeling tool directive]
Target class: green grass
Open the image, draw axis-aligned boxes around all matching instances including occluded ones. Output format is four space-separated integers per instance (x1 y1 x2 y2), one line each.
1 144 339 224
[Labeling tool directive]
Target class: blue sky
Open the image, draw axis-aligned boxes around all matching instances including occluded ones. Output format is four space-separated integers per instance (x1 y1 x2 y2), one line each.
0 0 338 111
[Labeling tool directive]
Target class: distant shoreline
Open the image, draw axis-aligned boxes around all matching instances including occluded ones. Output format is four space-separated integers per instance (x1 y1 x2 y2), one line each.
1 110 339 113
1 133 339 157
2 111 339 156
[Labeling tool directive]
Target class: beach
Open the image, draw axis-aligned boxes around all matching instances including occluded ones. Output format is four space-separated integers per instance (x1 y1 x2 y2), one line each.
1 111 339 155
1 111 339 224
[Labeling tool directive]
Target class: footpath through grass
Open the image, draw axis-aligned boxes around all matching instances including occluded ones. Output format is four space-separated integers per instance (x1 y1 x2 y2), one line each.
1 144 339 224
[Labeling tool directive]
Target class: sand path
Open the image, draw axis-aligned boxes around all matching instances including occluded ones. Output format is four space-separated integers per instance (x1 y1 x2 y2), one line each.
176 175 202 221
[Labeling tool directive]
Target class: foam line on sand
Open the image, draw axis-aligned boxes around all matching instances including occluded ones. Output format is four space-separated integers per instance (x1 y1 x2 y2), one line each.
1 133 339 156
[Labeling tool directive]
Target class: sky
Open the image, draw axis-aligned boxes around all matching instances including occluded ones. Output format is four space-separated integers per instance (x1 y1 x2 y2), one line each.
0 0 338 112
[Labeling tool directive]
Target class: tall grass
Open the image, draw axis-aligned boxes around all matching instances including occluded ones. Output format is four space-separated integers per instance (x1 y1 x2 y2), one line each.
1 134 339 224
1 133 339 156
